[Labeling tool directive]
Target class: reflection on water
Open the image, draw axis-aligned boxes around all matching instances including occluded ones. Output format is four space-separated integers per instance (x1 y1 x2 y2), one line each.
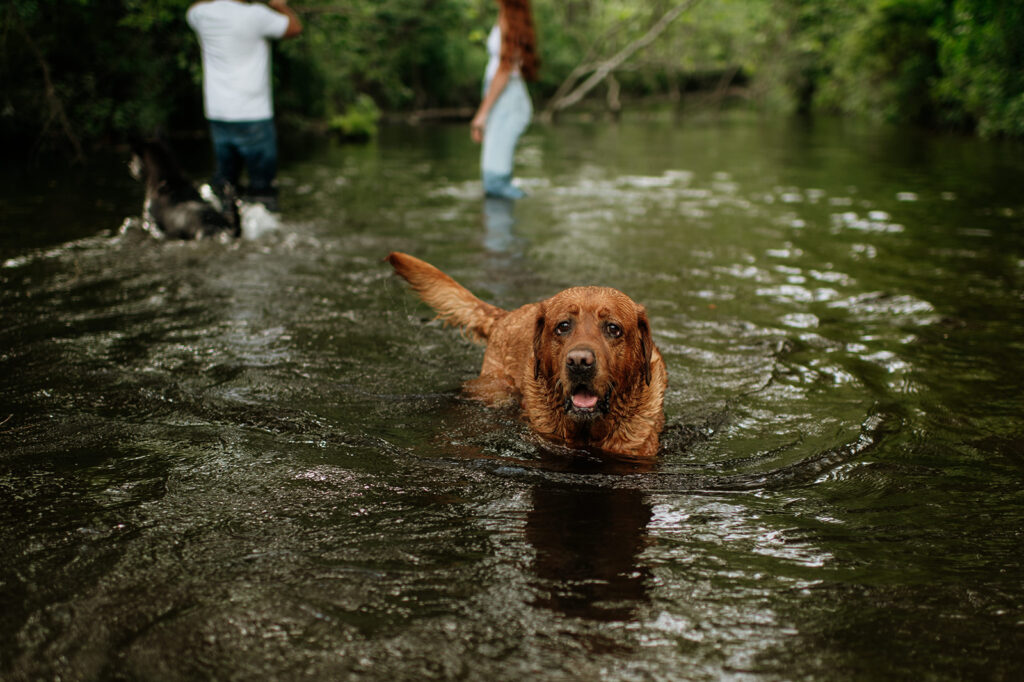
2 114 1024 679
528 483 652 623
482 196 519 253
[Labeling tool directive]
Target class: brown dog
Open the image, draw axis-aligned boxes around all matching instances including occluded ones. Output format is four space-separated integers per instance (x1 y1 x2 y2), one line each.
386 252 667 457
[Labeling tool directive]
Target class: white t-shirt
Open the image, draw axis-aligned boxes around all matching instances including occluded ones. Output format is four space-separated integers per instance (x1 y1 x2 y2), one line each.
186 0 290 121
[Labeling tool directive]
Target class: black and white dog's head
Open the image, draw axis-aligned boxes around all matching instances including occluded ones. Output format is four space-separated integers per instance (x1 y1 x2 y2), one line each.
128 138 239 240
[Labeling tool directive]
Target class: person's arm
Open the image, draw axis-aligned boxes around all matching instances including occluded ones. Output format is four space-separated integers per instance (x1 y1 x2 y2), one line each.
267 0 303 39
471 64 512 143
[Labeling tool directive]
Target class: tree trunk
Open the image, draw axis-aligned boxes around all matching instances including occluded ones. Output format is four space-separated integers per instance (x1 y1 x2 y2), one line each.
13 11 84 162
606 74 622 118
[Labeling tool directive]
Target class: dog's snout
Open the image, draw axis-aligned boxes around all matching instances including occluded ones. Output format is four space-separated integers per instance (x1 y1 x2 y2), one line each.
566 347 596 375
567 348 594 367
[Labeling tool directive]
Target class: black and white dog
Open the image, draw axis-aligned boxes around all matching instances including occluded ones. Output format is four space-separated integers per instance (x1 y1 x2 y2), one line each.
129 138 239 239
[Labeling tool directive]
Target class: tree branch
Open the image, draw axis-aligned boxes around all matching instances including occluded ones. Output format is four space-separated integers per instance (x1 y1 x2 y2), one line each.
539 19 634 123
542 0 702 118
12 10 84 162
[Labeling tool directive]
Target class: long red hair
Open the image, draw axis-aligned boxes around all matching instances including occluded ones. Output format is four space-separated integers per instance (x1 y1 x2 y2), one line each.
500 0 539 82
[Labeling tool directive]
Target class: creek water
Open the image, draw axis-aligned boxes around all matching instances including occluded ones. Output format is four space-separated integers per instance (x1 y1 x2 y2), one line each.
2 113 1023 680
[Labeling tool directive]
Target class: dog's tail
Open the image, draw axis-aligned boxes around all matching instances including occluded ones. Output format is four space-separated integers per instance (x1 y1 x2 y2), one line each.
386 251 507 342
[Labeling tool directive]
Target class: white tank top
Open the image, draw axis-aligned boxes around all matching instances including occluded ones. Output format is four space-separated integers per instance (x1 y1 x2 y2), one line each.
484 24 521 88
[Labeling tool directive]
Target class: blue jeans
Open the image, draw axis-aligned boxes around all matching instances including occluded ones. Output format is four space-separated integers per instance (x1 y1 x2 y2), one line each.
208 119 278 196
481 76 532 198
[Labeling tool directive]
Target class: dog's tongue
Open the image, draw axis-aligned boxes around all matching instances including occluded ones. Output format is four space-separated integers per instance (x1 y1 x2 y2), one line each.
572 389 599 409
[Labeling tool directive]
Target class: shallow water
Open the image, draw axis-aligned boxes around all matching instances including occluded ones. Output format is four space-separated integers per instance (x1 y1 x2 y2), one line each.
2 113 1024 680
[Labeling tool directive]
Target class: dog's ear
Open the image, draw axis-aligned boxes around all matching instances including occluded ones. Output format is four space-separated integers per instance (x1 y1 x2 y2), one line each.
533 310 546 380
637 307 654 386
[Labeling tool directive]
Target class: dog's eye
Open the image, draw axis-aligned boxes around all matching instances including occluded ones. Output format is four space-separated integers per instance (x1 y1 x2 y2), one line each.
605 322 623 338
555 320 572 335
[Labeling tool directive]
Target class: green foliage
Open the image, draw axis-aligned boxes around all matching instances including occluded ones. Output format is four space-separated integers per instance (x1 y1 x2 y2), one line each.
759 0 1023 135
282 0 486 115
3 0 1024 158
327 94 381 141
933 0 1024 136
754 1 870 114
1 0 199 153
1 0 491 156
815 0 941 125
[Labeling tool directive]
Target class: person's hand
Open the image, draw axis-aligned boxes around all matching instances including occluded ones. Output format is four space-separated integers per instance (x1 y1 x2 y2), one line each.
470 112 486 143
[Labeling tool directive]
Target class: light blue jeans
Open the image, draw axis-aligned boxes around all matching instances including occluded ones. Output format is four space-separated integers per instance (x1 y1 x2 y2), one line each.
481 76 532 199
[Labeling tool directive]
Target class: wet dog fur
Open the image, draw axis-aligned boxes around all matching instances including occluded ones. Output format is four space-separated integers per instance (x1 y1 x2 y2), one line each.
129 138 239 240
386 252 668 457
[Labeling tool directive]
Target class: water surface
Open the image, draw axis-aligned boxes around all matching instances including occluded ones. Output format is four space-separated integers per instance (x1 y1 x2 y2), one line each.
2 113 1024 680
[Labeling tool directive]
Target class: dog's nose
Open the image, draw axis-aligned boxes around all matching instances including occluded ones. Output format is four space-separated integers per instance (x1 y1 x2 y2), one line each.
566 348 596 375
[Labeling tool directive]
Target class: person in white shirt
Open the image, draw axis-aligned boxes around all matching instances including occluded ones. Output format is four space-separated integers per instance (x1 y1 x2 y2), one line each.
187 0 302 211
470 0 539 200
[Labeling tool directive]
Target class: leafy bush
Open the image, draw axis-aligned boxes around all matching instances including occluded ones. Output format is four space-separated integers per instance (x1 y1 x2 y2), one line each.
327 94 381 142
815 0 941 125
933 0 1024 136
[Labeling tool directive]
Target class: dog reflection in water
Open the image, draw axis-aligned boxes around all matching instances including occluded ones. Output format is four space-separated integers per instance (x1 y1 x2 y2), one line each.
528 481 653 622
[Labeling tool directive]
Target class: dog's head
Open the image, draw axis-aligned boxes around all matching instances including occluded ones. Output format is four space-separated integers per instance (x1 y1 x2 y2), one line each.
128 139 147 182
127 137 179 188
532 287 654 423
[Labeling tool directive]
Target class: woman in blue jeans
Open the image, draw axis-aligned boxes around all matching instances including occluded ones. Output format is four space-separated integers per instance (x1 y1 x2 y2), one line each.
470 0 539 199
